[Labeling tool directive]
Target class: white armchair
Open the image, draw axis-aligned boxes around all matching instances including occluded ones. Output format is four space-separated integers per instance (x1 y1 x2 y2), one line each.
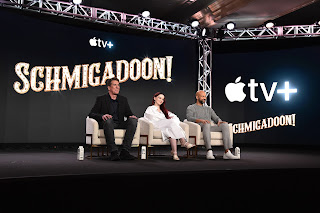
183 120 233 156
138 117 191 159
86 116 140 159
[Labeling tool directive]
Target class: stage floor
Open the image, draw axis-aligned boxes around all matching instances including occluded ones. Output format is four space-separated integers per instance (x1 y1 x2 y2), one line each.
1 146 320 211
1 146 320 179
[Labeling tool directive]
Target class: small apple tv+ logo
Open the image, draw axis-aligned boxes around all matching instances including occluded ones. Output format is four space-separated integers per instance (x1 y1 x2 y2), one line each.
89 37 113 49
225 76 297 102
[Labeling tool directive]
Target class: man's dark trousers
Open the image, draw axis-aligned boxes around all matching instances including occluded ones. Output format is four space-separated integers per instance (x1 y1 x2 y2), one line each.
103 117 137 152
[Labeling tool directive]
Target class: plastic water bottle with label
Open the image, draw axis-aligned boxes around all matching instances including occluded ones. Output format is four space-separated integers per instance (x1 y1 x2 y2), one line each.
141 146 146 160
235 147 240 159
77 146 84 161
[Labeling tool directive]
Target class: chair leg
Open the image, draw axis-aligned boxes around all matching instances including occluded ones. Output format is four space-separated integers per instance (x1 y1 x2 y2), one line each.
90 145 93 160
138 145 141 158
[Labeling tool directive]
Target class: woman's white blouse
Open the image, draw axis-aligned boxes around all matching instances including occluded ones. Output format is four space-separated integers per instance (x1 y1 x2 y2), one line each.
143 105 186 142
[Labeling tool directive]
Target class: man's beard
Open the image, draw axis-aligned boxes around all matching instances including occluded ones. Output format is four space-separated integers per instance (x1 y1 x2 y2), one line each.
199 100 205 105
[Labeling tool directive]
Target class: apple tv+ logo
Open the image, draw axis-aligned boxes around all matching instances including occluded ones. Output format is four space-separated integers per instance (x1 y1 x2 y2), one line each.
225 76 297 102
89 37 113 49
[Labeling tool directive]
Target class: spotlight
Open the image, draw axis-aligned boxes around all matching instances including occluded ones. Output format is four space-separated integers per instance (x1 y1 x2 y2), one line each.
200 27 215 38
265 21 275 29
72 0 82 4
201 28 207 37
226 22 235 30
141 10 150 18
191 20 199 28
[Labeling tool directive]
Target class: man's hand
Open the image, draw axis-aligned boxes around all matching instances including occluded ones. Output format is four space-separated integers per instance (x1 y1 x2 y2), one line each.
129 115 138 119
102 114 113 121
217 121 228 126
196 119 211 124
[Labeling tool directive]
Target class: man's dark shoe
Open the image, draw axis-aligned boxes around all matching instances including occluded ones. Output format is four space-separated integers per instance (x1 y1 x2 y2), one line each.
110 150 121 161
119 149 136 160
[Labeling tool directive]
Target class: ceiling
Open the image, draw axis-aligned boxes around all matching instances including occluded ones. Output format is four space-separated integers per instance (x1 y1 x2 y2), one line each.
74 0 320 29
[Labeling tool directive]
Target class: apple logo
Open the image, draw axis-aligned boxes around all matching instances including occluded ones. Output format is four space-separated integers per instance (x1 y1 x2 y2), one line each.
89 37 97 47
225 76 246 102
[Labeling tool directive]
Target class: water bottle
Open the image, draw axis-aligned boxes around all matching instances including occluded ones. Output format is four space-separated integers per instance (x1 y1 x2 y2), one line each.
235 147 240 159
141 146 146 160
77 146 84 161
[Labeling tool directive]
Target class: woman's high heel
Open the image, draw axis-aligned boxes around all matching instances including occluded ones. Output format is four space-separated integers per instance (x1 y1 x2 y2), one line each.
171 151 180 161
181 142 195 150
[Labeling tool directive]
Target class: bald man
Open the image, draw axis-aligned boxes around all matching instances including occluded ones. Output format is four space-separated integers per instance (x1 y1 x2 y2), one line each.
186 91 239 160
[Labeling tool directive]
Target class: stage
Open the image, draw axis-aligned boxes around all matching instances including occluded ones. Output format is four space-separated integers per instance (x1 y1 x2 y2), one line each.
1 146 320 179
1 145 320 211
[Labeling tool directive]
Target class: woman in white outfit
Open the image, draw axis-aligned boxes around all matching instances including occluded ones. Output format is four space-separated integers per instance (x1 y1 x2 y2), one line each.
143 92 194 160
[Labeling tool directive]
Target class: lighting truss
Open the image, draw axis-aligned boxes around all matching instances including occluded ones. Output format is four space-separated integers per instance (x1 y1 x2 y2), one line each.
222 24 320 41
0 0 198 39
198 39 212 107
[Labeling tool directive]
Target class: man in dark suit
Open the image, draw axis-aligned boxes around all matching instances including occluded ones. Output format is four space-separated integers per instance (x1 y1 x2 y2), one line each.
89 77 138 161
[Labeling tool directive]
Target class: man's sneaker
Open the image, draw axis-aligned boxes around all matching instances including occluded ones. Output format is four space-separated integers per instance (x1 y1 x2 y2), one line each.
223 150 240 160
206 150 215 160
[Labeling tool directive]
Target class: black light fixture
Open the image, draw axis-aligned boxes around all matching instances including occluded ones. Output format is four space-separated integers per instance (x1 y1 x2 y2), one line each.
216 26 225 41
141 10 151 18
190 20 200 28
201 28 207 37
226 22 236 30
200 27 216 38
265 21 275 29
72 0 82 5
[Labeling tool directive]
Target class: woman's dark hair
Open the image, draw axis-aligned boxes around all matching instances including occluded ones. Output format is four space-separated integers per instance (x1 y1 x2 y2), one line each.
107 77 120 87
152 92 171 119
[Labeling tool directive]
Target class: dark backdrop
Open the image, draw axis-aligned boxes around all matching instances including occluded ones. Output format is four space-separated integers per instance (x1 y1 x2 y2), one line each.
211 38 320 145
0 8 198 143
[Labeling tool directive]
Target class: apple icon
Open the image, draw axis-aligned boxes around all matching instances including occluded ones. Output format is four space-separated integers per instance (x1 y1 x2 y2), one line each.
89 37 97 47
225 76 246 102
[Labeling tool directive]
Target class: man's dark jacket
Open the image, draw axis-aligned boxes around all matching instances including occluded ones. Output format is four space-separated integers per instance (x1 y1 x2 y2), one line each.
89 94 134 129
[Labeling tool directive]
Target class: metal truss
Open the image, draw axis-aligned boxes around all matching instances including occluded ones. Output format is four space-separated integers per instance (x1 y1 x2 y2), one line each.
222 24 320 41
198 39 212 107
0 0 198 39
2 1 320 107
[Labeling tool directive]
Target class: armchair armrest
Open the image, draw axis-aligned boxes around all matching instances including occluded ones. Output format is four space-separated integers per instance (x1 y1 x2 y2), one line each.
179 122 189 139
183 120 201 145
86 116 100 144
138 118 154 145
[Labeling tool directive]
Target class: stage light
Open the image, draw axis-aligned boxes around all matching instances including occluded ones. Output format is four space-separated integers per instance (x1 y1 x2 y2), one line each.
226 22 235 30
201 28 207 37
72 0 82 5
141 10 150 18
200 27 215 38
191 20 199 28
265 21 274 29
